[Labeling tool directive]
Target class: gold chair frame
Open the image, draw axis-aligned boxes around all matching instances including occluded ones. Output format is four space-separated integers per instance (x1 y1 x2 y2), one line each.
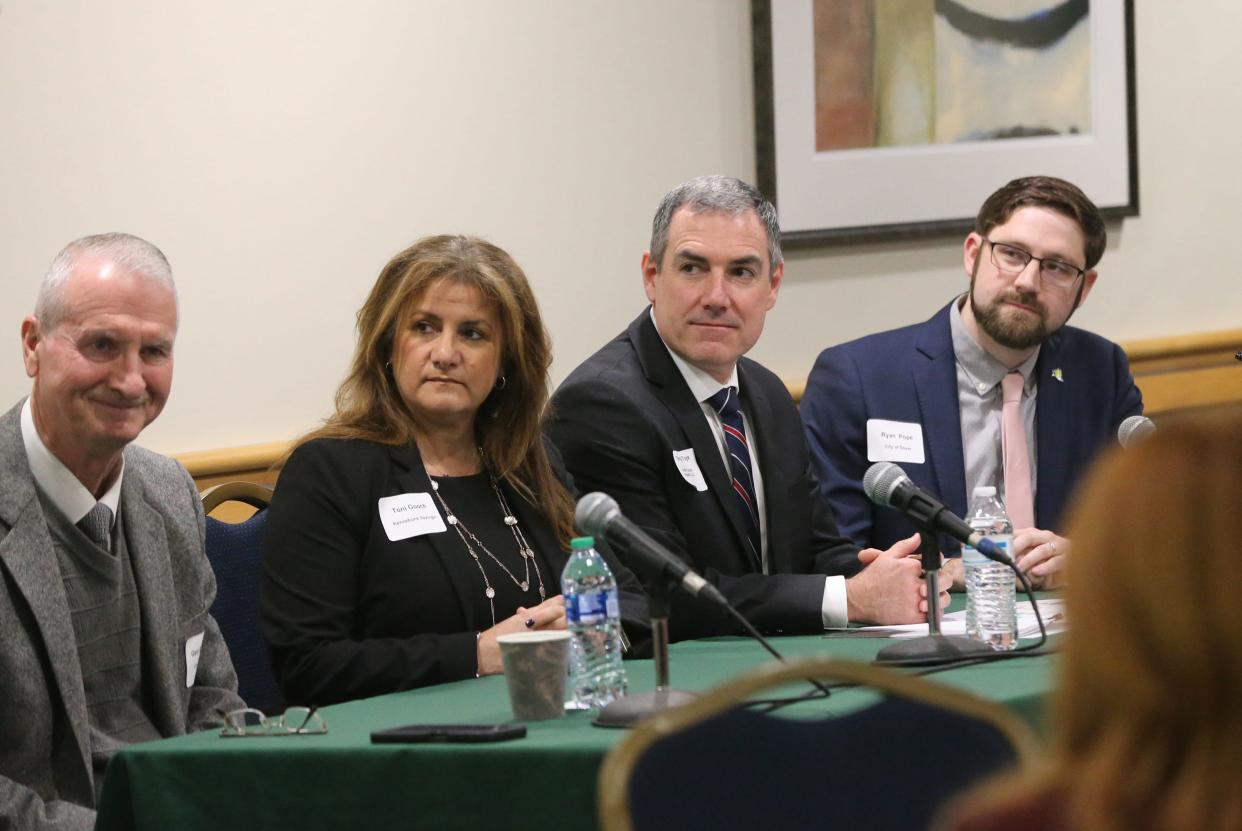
597 656 1040 831
201 481 273 515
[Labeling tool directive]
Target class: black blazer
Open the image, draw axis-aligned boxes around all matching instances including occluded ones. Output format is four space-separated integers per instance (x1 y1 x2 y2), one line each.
261 436 648 706
547 311 860 640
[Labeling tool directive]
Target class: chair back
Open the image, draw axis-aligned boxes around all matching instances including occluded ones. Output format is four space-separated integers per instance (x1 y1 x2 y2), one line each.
599 658 1039 831
202 482 282 714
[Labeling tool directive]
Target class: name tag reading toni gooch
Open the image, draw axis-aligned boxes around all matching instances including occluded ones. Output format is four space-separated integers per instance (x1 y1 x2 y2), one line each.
378 492 448 541
866 419 926 464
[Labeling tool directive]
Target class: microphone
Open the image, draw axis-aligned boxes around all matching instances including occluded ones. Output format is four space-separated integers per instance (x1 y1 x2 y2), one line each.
862 463 1012 565
575 492 729 608
1117 415 1156 448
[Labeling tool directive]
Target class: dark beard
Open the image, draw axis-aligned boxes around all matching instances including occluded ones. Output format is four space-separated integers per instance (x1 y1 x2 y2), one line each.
971 284 1050 351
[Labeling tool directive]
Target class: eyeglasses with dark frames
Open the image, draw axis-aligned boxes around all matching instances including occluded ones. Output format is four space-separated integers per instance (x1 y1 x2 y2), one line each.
219 705 327 737
985 239 1086 289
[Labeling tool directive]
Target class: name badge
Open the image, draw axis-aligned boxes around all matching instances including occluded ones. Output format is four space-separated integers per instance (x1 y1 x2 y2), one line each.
866 419 926 464
185 632 204 687
378 492 448 541
672 448 709 492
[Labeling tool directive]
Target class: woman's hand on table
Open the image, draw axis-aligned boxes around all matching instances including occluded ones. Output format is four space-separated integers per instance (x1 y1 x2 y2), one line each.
475 595 567 676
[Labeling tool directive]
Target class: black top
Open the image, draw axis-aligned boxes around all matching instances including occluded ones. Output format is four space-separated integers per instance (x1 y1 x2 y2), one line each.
430 472 555 627
260 436 649 706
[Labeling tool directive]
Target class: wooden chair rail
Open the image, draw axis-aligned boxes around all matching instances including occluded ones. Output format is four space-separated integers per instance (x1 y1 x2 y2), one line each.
175 328 1242 490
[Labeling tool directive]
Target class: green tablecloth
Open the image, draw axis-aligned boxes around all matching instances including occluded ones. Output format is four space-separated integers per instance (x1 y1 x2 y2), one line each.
96 620 1057 830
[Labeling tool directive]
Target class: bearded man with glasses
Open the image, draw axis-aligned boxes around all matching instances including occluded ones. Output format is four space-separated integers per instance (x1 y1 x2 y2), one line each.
801 176 1142 590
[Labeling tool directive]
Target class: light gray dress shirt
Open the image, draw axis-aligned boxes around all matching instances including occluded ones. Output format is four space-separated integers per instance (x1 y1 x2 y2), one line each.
949 296 1039 513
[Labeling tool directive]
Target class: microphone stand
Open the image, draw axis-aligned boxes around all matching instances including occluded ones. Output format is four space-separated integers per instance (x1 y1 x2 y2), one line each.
873 528 994 665
594 576 697 728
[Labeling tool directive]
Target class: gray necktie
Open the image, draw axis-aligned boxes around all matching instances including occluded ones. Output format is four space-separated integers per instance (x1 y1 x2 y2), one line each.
78 503 114 553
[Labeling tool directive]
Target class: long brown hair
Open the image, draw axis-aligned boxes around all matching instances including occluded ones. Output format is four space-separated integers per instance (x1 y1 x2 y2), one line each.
942 414 1242 831
295 234 575 546
1050 413 1242 830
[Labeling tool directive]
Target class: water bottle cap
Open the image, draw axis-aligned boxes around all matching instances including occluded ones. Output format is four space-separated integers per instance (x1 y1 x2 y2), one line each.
972 486 996 497
570 536 595 550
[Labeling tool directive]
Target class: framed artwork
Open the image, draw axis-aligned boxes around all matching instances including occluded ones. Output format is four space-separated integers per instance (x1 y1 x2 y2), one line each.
752 0 1138 245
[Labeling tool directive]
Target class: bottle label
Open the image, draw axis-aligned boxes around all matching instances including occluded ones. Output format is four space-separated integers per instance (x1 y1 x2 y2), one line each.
964 534 1012 564
565 588 618 625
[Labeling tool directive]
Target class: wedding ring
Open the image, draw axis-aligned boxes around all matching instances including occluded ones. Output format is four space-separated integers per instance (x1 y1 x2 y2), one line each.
1049 540 1058 553
524 617 535 629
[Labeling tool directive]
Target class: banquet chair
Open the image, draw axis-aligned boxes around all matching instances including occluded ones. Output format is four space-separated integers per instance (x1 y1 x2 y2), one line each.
598 657 1038 831
201 481 282 713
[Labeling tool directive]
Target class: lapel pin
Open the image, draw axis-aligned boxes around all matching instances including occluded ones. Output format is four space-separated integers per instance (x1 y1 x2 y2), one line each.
1051 368 1064 383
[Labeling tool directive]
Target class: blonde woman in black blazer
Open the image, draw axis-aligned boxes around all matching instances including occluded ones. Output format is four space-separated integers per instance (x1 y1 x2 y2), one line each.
261 236 646 706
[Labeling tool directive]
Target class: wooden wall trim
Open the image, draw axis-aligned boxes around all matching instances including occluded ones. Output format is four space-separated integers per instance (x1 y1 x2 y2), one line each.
177 440 291 478
1120 328 1242 363
177 327 1242 488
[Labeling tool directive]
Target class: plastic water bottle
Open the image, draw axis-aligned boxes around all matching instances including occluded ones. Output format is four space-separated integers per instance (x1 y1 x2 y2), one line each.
963 486 1018 651
562 536 627 710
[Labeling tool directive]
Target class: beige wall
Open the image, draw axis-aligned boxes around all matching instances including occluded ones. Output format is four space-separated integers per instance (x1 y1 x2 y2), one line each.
2 1 1237 456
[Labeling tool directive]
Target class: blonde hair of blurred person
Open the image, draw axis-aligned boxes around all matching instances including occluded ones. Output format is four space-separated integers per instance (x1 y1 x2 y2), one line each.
943 413 1242 830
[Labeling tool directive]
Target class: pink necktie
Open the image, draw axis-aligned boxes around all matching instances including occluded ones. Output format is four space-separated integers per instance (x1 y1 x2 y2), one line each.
1001 372 1035 530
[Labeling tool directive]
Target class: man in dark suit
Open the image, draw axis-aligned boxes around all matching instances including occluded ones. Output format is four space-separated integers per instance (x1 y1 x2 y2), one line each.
0 234 242 830
549 176 938 640
802 176 1142 589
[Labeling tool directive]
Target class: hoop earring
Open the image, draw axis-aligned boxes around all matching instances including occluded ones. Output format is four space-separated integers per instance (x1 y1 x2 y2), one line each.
495 375 507 390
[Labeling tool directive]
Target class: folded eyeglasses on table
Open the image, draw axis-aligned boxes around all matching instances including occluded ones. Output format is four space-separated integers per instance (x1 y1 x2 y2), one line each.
219 706 327 737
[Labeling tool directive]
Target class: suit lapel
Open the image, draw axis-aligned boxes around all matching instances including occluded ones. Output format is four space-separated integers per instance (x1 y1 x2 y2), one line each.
122 472 186 735
0 404 92 789
388 444 482 631
912 308 968 517
631 313 757 565
1033 334 1071 528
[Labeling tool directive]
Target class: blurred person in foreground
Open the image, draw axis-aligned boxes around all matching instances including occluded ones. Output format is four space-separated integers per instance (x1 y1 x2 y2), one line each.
940 413 1242 831
261 235 647 706
1 233 241 830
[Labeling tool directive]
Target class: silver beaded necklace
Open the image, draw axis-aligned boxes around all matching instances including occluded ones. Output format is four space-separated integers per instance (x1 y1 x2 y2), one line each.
429 472 546 627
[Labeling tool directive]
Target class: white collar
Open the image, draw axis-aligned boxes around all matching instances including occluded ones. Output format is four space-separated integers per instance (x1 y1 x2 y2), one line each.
649 307 741 404
20 397 123 526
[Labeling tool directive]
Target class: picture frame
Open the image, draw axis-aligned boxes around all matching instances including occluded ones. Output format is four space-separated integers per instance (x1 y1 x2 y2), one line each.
752 0 1138 245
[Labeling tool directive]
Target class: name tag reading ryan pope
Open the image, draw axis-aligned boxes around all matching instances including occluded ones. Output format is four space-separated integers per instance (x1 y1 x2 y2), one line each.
378 492 448 542
866 419 926 465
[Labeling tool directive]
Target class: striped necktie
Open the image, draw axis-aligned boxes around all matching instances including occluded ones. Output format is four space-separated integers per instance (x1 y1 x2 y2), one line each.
706 386 761 567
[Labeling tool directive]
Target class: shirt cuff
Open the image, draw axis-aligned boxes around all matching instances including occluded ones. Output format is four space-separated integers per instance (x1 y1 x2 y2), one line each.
820 575 848 629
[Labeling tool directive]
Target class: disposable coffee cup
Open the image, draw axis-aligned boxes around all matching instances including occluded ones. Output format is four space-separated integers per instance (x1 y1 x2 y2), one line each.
496 631 571 721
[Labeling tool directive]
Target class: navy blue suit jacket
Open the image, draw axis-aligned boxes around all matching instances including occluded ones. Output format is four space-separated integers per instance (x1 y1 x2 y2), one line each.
801 302 1143 554
548 311 860 640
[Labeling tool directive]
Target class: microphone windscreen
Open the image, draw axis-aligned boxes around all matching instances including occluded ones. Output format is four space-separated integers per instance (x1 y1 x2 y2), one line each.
575 492 619 535
863 462 906 507
1117 415 1156 448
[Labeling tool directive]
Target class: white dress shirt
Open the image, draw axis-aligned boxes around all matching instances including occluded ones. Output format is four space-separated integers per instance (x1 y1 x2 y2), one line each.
21 397 123 527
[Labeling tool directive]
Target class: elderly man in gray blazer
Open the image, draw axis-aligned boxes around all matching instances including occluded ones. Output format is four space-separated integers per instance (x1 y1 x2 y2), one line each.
0 233 242 830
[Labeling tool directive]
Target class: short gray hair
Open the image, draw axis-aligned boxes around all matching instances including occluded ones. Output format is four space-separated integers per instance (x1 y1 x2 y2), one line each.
36 232 177 329
649 175 782 272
